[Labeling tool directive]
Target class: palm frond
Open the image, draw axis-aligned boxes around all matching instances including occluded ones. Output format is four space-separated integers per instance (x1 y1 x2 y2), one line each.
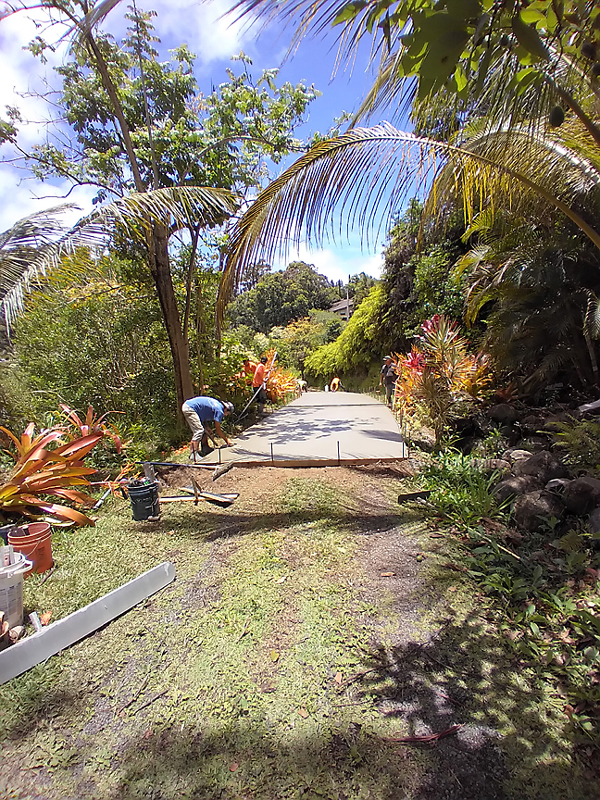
1 187 236 330
219 121 600 325
585 292 600 340
231 0 389 69
74 0 125 41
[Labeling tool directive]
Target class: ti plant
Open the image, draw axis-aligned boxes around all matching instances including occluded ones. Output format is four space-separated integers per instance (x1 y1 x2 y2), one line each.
0 421 105 526
394 315 491 443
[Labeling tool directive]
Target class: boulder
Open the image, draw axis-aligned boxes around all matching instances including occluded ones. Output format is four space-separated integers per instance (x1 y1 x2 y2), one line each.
499 425 521 445
513 450 569 484
501 449 532 465
487 404 519 425
409 426 436 452
562 477 600 516
588 507 600 535
578 398 600 415
471 458 511 477
493 475 542 503
545 478 571 494
518 435 552 451
513 491 565 532
520 414 544 434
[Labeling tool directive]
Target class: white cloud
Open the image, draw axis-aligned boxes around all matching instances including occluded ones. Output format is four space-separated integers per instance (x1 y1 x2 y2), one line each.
289 243 384 283
0 0 257 235
145 0 256 66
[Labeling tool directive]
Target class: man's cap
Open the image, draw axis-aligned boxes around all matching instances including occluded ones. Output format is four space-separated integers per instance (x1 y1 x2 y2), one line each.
223 401 234 413
260 356 268 363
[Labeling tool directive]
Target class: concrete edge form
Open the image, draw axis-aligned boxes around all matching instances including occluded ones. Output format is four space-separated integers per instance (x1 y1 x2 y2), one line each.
0 561 176 685
207 456 408 468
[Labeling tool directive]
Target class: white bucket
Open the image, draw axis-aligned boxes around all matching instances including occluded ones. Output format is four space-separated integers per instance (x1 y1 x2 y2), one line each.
0 552 33 629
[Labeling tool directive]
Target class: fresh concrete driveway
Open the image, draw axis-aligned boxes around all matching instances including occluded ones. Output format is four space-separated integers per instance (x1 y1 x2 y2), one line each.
204 392 408 467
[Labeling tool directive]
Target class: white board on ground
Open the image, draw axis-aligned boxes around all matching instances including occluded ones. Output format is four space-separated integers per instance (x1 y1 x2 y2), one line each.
0 561 176 685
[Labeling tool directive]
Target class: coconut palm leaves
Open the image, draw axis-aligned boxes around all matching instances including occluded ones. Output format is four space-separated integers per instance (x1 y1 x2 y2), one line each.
218 121 600 321
0 205 73 322
0 422 104 526
0 186 236 330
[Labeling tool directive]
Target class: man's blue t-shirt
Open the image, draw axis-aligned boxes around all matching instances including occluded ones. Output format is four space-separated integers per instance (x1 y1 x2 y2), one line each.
185 396 224 423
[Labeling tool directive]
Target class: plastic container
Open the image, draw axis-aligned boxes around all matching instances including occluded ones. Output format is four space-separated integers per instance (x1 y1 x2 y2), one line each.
8 522 53 576
0 552 33 628
127 480 160 521
0 525 16 546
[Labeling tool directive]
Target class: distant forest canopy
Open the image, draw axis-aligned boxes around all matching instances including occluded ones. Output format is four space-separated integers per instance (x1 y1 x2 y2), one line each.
228 260 377 333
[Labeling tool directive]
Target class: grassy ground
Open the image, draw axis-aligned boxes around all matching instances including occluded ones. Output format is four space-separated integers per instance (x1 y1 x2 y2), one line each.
0 463 593 799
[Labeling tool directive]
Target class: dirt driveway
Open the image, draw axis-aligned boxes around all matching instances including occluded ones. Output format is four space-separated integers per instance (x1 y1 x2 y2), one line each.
0 462 587 799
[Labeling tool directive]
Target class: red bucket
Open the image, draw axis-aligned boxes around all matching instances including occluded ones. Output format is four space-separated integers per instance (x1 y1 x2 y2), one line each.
8 522 53 576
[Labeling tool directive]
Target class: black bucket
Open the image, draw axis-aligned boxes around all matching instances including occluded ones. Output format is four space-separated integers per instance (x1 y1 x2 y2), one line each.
0 524 16 545
127 480 160 521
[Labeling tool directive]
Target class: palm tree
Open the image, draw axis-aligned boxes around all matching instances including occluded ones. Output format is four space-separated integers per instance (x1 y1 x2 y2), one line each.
0 206 72 328
455 204 600 390
216 120 600 319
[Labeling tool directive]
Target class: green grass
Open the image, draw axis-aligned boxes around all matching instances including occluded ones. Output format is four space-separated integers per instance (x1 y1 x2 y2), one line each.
0 471 594 799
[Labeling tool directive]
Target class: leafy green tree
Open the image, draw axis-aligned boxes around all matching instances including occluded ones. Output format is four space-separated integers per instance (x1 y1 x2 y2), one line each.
11 253 177 442
347 272 378 306
229 261 338 332
305 284 387 380
270 312 342 375
4 2 318 414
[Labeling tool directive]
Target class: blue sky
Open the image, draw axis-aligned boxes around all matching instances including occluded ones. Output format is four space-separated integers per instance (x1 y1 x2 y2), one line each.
0 0 410 283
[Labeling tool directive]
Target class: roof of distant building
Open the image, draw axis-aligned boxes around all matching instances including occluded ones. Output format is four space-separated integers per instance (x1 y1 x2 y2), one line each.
329 297 355 315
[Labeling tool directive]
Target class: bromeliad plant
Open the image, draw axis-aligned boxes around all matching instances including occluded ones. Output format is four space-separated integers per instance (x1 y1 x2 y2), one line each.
59 403 123 452
0 421 105 526
395 315 491 443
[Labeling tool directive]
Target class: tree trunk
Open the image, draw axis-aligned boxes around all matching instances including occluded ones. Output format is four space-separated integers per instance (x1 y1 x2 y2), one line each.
146 223 194 414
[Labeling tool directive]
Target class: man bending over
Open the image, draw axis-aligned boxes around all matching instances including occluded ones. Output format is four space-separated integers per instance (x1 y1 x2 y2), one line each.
182 396 234 458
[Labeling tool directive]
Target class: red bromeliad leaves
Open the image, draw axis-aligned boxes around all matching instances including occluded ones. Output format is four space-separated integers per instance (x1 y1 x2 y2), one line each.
0 420 107 526
59 404 123 453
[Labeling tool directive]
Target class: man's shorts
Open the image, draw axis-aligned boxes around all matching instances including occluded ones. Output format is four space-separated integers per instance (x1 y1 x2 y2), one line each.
182 402 205 442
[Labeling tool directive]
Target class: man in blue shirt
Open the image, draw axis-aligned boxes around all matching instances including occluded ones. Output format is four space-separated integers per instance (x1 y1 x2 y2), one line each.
181 397 234 458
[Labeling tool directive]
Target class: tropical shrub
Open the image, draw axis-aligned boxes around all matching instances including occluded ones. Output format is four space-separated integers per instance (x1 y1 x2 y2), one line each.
421 449 508 527
263 350 299 402
0 421 105 526
552 418 600 477
395 315 491 443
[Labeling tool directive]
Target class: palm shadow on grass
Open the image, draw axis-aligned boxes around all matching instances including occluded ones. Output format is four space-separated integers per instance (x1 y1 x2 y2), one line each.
351 611 589 800
165 504 402 542
45 611 586 800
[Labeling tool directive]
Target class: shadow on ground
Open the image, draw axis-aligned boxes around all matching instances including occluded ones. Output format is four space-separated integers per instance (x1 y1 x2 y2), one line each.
20 610 582 800
159 502 402 542
4 608 587 800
